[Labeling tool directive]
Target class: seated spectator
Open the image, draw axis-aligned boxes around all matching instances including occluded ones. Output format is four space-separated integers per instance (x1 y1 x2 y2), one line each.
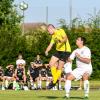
15 63 26 86
4 64 15 89
39 65 48 89
34 54 43 68
16 54 26 68
28 62 40 90
34 54 43 89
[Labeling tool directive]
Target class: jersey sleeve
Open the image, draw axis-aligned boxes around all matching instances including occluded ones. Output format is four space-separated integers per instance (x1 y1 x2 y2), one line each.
69 50 76 60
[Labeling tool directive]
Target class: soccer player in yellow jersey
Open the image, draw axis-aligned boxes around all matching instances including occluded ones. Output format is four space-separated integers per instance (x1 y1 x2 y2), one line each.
45 24 71 89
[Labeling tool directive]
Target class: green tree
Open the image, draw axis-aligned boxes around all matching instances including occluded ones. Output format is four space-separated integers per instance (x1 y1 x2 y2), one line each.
0 0 22 67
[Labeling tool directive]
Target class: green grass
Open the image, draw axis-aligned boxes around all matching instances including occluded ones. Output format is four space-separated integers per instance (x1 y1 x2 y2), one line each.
0 89 100 100
0 80 100 100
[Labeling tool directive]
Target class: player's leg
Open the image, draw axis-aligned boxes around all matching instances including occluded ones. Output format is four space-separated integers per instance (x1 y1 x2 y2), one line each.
4 77 9 88
0 76 5 90
58 77 62 90
53 60 64 84
37 76 42 89
56 52 71 88
12 76 17 90
83 73 90 98
30 76 33 89
49 56 59 83
65 74 75 98
77 79 83 90
46 76 49 89
23 75 26 84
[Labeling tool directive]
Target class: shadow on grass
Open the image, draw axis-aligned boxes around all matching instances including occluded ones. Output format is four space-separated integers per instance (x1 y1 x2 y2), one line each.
38 96 84 99
38 96 60 99
70 97 84 99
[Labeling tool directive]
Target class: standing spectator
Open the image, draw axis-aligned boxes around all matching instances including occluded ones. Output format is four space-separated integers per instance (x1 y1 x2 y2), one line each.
34 55 43 67
16 54 26 68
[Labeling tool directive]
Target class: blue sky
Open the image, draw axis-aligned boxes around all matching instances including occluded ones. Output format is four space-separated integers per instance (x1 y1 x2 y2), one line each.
14 0 100 26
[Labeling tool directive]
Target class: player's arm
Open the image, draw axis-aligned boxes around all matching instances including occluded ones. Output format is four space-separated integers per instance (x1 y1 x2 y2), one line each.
75 53 91 64
44 64 49 68
33 63 42 68
27 69 30 76
36 63 43 67
23 61 26 67
12 70 15 77
14 69 17 77
23 68 26 76
45 43 54 56
68 50 76 62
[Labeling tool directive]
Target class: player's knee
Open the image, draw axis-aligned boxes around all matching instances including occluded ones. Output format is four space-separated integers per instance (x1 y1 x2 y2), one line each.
57 66 62 70
66 74 74 80
83 73 89 80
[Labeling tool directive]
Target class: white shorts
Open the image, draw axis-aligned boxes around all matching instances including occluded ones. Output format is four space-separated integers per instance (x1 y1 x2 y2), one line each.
71 67 92 80
64 62 72 74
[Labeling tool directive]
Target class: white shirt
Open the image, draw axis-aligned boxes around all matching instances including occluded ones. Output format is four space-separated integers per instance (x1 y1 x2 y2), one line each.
16 59 26 66
70 46 92 69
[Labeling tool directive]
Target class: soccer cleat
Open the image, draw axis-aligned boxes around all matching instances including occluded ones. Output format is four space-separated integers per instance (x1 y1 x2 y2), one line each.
63 96 70 99
47 81 56 89
84 96 89 99
2 86 5 90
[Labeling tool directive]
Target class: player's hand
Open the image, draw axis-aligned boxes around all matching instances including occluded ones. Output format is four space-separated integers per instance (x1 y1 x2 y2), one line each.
67 57 72 62
75 53 80 58
45 51 48 56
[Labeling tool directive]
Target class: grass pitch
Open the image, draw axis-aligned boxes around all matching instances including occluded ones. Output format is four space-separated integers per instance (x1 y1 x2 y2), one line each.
0 89 100 100
0 80 100 100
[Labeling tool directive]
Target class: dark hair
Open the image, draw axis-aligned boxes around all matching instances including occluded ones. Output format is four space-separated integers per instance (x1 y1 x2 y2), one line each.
79 36 86 45
47 24 55 28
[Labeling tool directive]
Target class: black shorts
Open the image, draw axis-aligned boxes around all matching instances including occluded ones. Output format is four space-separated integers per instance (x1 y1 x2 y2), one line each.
31 75 39 82
31 73 39 79
31 72 39 82
53 51 71 62
17 75 23 81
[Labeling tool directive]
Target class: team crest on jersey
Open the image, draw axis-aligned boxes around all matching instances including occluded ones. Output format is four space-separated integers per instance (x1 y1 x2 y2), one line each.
81 51 84 54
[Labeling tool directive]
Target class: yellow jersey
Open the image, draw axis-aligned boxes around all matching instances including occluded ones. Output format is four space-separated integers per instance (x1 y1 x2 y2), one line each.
50 29 71 52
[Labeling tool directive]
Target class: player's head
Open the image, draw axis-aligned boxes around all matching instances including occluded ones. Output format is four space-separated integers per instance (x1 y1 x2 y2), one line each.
18 63 23 68
36 54 40 60
0 66 2 69
10 65 14 70
47 24 55 35
76 36 86 47
30 62 34 67
18 54 23 59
